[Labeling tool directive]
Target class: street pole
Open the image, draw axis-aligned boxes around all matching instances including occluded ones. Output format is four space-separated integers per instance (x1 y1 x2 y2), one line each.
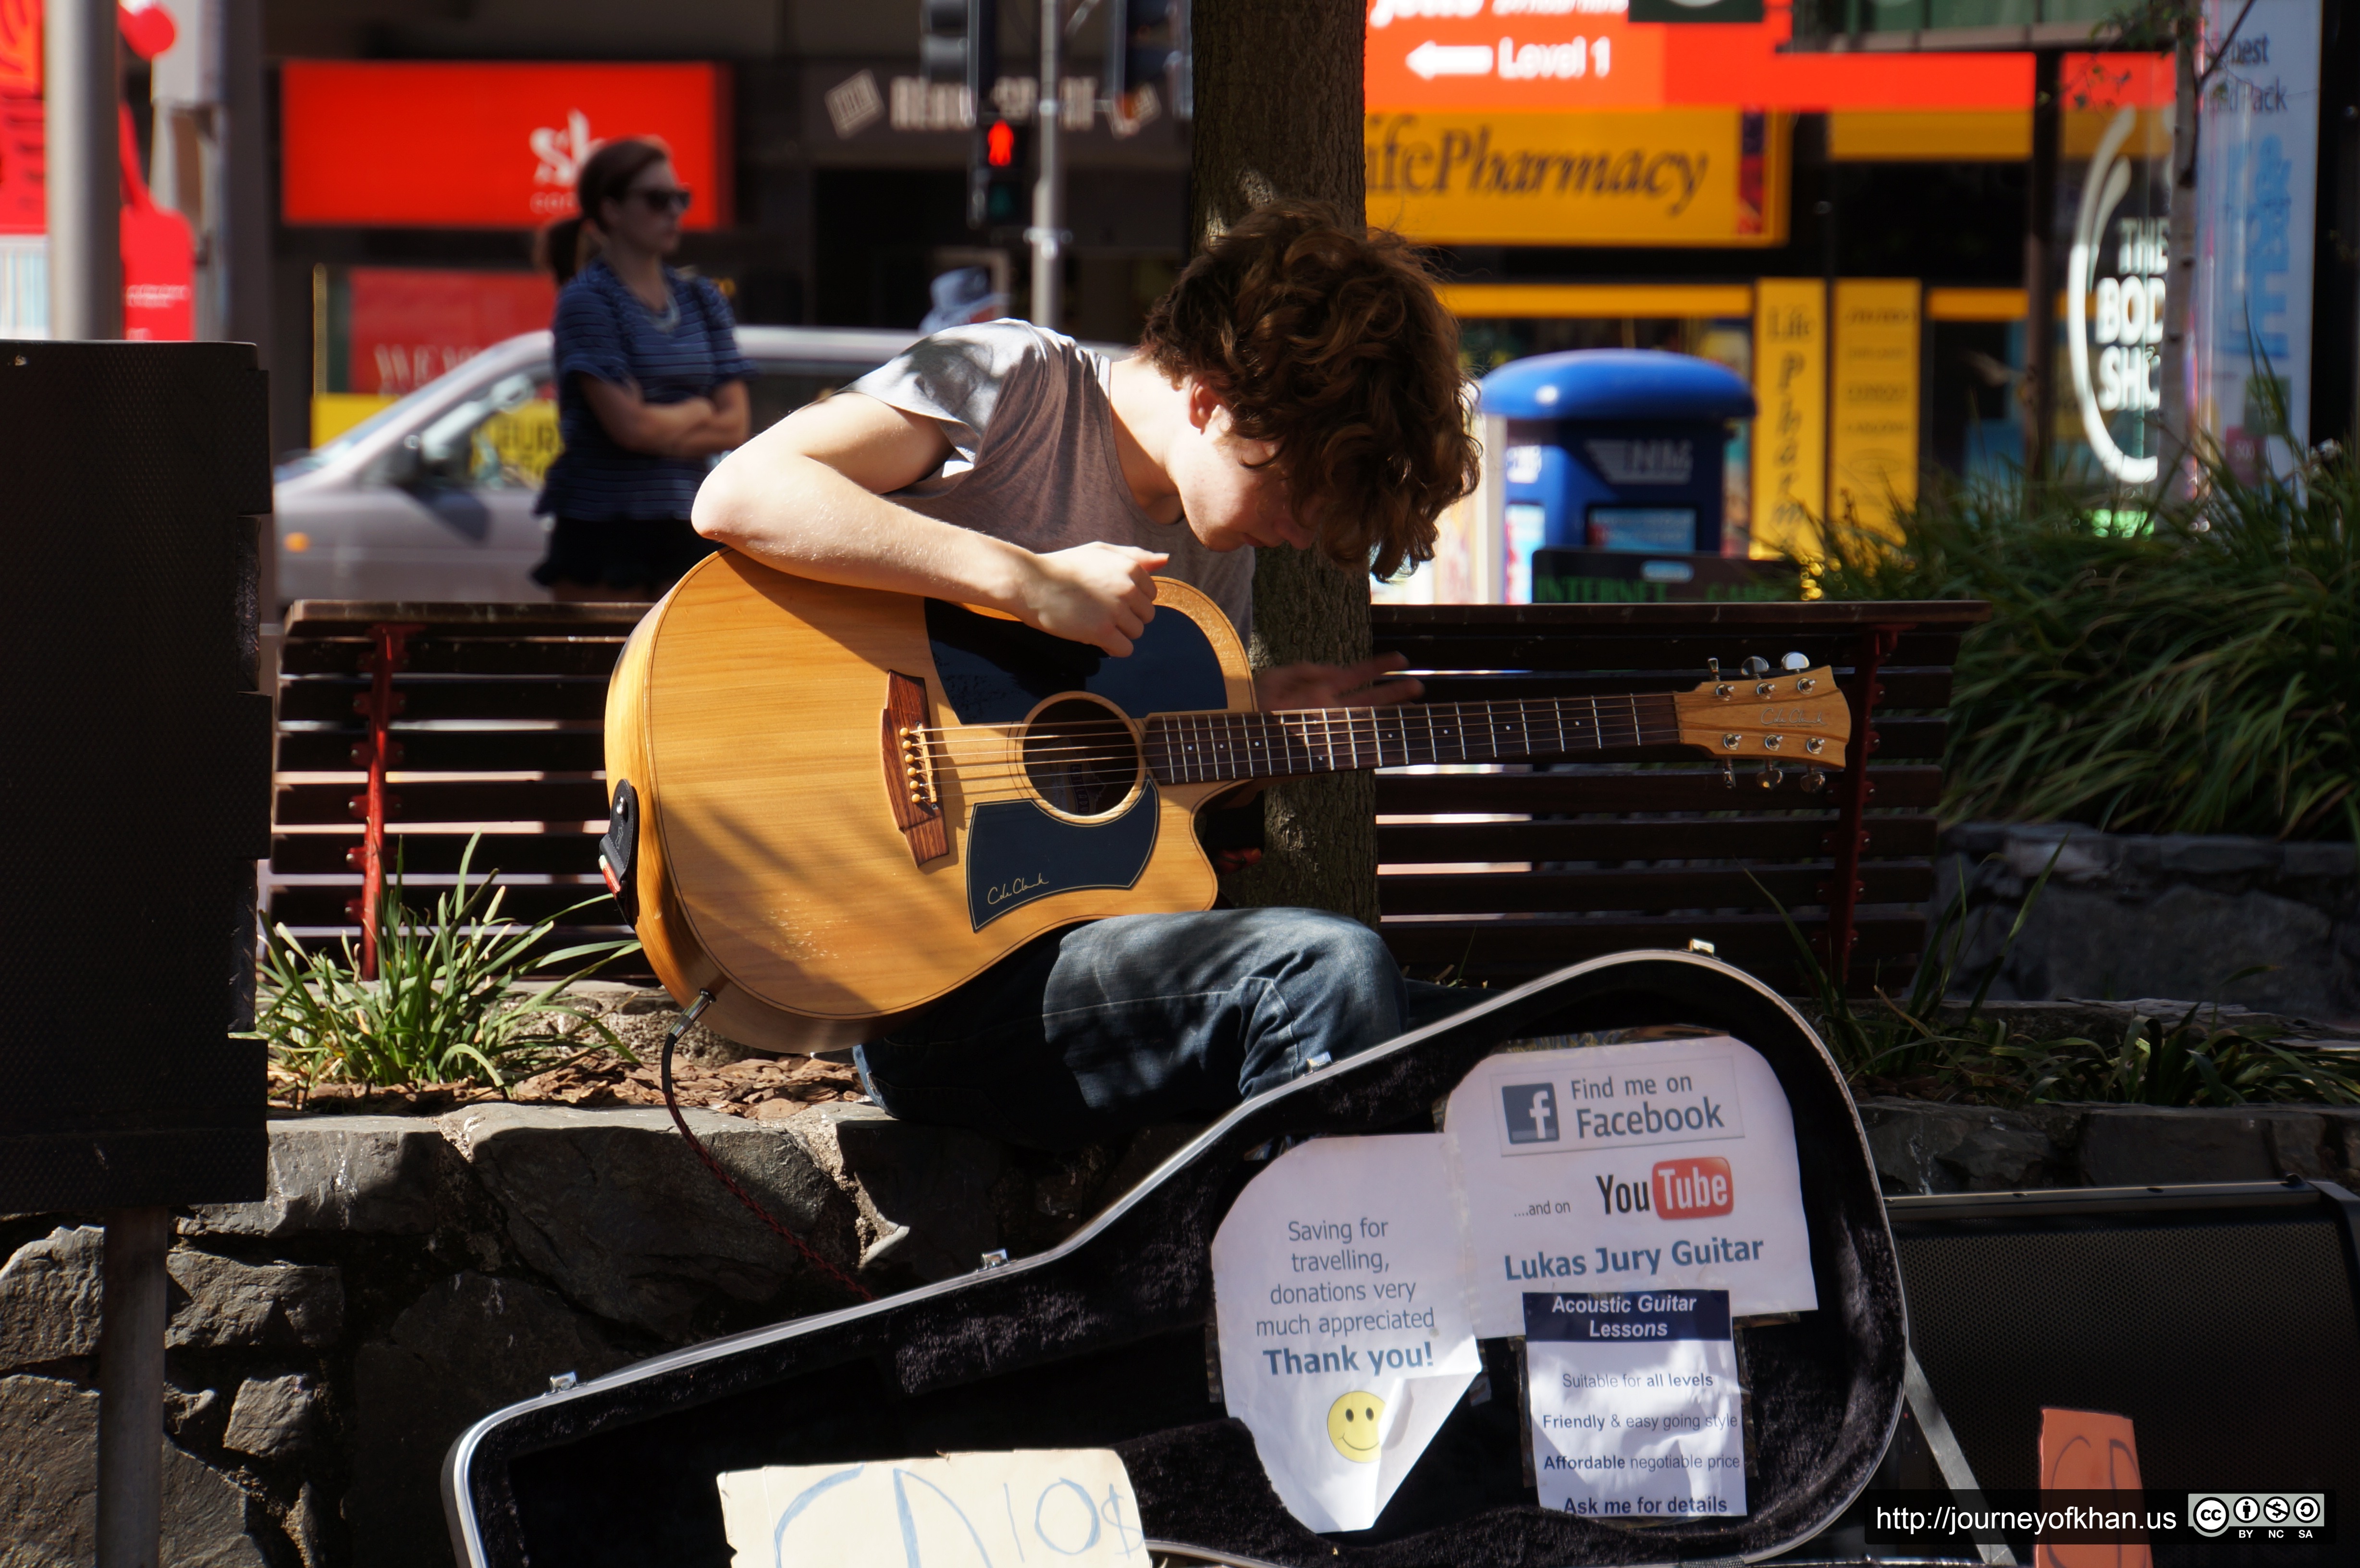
2023 48 2062 481
95 1207 171 1568
1030 0 1064 330
45 0 121 339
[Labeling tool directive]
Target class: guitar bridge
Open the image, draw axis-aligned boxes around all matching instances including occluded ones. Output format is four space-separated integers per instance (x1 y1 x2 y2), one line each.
882 671 950 866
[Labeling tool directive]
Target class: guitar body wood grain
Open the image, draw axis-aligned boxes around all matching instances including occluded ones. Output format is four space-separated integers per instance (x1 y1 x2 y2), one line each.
607 550 1253 1052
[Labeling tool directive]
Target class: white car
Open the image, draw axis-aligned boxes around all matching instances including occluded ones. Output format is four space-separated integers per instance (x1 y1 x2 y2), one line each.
272 325 920 605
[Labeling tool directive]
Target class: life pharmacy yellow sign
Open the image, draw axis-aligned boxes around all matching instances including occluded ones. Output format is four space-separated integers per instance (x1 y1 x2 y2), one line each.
1366 110 1786 247
1751 279 1825 560
1828 281 1919 540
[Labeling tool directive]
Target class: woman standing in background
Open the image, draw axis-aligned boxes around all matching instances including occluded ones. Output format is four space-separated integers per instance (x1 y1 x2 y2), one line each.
532 137 751 600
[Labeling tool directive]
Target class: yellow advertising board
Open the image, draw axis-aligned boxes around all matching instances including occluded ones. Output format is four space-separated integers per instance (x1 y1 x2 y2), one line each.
1366 110 1787 247
1828 280 1920 539
1751 279 1825 560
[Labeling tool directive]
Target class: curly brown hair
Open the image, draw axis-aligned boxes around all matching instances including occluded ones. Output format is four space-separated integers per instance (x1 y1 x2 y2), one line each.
1139 200 1479 581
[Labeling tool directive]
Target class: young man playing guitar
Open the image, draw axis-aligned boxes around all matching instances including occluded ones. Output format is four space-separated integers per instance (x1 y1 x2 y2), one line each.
690 201 1481 1150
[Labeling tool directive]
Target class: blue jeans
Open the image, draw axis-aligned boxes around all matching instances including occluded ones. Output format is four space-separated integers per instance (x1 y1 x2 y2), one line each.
854 907 1408 1150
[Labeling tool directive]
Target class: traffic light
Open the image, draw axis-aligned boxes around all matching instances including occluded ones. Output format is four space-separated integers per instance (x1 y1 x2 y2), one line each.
972 116 1030 229
920 0 998 107
1106 0 1179 107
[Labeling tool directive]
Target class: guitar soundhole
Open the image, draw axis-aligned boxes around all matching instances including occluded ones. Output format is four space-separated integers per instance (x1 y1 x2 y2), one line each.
1022 698 1142 819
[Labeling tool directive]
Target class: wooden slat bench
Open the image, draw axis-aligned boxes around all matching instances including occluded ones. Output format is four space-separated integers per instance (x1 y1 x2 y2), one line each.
270 596 1988 998
270 601 650 976
1369 600 1990 995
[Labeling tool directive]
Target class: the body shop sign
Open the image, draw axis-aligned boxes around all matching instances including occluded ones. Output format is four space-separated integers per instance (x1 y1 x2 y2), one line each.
1367 109 1782 245
281 62 728 229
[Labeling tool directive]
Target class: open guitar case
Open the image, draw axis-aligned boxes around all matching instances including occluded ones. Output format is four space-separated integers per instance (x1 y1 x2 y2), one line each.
443 951 1907 1567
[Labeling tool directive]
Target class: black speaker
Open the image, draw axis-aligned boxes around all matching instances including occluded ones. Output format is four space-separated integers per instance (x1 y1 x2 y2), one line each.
0 339 273 1210
1892 1181 2360 1495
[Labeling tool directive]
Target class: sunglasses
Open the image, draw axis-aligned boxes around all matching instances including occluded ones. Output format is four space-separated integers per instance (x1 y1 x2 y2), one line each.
630 186 694 215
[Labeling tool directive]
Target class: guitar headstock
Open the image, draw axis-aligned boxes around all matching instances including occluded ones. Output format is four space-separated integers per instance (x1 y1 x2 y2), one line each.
1672 654 1852 779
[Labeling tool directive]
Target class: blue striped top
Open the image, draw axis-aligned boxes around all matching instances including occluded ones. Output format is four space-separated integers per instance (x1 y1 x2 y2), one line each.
536 259 755 521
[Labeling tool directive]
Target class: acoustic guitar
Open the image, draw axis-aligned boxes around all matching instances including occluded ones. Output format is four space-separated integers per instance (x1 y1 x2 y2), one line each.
602 551 1853 1052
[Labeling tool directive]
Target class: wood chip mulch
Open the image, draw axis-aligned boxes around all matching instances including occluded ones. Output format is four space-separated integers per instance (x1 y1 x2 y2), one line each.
268 1050 868 1120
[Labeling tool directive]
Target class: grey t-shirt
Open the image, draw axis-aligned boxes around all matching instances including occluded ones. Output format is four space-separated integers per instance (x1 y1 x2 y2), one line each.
847 321 1255 640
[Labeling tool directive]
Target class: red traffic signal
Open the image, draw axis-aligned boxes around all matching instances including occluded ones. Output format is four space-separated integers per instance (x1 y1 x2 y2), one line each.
985 119 1016 168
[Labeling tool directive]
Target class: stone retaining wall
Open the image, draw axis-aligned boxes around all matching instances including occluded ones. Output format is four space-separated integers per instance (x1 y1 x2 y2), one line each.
5 1092 2354 1566
0 1103 1190 1568
1937 823 2360 1022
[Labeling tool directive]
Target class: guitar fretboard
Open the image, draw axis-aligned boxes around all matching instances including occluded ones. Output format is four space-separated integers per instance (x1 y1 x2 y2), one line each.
1142 694 1683 785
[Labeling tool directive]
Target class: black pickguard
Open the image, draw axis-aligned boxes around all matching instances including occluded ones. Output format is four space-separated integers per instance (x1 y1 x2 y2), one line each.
923 599 1227 723
925 600 1225 930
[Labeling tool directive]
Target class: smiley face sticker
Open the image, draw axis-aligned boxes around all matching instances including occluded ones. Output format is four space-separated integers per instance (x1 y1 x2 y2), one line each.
1325 1391 1386 1463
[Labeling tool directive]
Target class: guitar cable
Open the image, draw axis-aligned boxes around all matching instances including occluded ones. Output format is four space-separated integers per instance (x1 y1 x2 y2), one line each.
661 991 874 1303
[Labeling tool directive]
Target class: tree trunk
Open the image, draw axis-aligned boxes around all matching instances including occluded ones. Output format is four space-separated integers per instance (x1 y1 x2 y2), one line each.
2159 26 2201 491
1189 0 1383 928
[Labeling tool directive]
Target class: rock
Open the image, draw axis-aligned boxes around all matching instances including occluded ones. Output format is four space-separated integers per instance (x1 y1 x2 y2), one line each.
437 1103 857 1339
166 1383 229 1450
2155 834 2282 876
0 1226 104 1370
0 1374 269 1568
2019 884 2346 1018
348 1272 624 1568
1857 1099 2077 1195
222 1373 322 1460
2077 1106 2322 1186
166 1252 344 1349
286 1482 330 1568
796 1102 1009 1283
2283 841 2358 879
184 1116 455 1237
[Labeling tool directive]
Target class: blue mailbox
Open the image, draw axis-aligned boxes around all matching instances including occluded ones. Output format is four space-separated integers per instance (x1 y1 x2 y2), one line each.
1480 349 1756 596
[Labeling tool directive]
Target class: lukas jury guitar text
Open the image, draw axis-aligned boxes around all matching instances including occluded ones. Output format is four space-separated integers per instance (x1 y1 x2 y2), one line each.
602 552 1853 1051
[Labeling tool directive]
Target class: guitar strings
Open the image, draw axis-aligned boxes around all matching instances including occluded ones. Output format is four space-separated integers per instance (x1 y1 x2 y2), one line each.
900 708 1687 792
905 713 1685 772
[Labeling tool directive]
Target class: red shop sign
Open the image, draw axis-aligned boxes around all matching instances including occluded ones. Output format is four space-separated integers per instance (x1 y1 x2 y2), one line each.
281 61 730 229
347 268 555 394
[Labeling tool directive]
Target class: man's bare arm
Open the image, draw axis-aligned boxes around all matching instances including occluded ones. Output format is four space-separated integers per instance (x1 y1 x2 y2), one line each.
692 391 1163 656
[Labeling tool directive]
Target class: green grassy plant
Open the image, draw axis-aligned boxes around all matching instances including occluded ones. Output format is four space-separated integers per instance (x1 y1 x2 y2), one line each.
255 836 640 1092
1767 852 2360 1108
1797 450 2360 841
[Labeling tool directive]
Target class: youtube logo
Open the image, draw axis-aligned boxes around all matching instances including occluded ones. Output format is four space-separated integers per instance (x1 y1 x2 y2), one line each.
1652 1156 1734 1220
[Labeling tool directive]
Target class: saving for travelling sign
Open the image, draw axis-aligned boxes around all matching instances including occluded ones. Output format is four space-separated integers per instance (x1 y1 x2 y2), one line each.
1210 1135 1483 1533
1445 1036 1816 1336
1210 1037 1811 1534
1366 109 1782 246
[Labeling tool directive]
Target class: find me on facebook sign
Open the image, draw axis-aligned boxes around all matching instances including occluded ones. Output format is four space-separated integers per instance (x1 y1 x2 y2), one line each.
1495 1057 1745 1156
1449 1038 1818 1334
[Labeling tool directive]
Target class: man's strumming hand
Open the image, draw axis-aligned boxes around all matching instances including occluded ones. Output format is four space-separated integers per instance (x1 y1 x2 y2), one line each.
1254 653 1422 712
1018 542 1167 657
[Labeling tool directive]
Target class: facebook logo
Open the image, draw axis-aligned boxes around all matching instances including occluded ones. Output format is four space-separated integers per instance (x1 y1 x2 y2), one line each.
1502 1083 1559 1144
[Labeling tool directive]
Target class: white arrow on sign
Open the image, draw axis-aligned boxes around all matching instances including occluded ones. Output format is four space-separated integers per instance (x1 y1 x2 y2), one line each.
1406 41 1496 79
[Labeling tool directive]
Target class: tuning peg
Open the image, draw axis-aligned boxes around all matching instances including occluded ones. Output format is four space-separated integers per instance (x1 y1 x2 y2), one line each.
1706 658 1721 675
1758 761 1784 788
1720 759 1735 788
1742 655 1770 678
1800 766 1827 793
1781 651 1809 673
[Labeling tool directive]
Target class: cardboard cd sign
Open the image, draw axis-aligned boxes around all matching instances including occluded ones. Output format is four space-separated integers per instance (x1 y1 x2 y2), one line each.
716 1450 1145 1565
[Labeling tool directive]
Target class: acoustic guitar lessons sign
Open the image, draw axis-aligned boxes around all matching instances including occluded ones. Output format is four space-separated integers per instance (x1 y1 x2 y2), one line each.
1365 109 1784 246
